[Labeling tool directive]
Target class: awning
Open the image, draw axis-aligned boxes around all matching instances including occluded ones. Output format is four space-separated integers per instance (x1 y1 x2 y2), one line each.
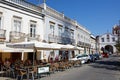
6 42 83 51
7 41 55 50
77 47 84 50
0 44 33 52
61 44 78 50
49 43 65 50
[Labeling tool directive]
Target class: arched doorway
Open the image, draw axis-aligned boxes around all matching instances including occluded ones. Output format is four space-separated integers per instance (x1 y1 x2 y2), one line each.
105 45 113 54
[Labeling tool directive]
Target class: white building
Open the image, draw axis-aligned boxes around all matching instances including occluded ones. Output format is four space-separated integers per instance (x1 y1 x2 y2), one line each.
40 3 92 60
0 0 93 62
0 0 44 61
98 32 117 54
90 34 96 54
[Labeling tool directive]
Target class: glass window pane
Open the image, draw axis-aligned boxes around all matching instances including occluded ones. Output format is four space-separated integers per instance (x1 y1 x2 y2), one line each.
30 23 36 37
14 20 21 32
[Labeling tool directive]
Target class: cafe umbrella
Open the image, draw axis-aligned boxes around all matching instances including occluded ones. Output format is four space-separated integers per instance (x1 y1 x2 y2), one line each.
6 41 57 65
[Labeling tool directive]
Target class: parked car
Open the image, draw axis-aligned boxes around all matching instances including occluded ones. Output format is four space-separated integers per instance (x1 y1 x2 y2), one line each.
69 54 91 64
89 54 96 62
93 53 102 60
102 53 109 58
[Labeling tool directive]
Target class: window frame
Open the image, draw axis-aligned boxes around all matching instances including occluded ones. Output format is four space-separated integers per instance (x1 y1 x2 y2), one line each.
101 38 104 42
0 13 3 29
30 21 37 38
13 16 22 32
58 24 63 36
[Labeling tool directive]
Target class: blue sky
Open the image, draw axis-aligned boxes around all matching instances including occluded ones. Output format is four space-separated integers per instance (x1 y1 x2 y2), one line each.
27 0 120 36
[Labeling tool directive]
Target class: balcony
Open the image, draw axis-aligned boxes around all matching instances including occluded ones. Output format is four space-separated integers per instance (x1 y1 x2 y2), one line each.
77 41 85 47
10 31 25 43
57 36 75 45
27 34 40 41
48 34 57 43
48 34 75 44
77 41 91 48
0 29 6 42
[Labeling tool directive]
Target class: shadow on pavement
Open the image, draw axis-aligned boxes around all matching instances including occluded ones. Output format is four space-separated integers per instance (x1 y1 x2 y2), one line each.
89 58 120 71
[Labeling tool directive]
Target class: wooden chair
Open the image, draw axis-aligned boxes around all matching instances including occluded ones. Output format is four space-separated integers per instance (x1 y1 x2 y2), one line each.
16 68 27 80
29 66 38 80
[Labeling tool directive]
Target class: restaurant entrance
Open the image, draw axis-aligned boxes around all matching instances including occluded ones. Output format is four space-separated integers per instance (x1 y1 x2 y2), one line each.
28 52 36 61
11 52 21 62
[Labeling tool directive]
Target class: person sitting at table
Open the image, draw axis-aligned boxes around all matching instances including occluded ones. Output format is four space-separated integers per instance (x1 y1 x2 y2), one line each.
49 58 54 64
0 59 3 71
3 58 11 70
42 59 47 65
24 59 32 66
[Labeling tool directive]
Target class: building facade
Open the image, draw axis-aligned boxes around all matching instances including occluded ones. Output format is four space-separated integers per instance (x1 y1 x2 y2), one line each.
0 0 44 61
97 32 117 54
0 0 94 62
40 3 92 60
90 35 96 54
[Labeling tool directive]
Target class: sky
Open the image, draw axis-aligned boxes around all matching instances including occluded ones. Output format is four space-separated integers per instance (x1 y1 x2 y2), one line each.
27 0 120 36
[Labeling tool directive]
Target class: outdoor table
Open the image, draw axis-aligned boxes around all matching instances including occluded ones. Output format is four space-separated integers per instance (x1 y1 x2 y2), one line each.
0 71 5 77
24 65 50 80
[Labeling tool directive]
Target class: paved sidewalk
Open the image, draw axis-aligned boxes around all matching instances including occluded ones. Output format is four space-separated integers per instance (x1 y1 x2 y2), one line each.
0 77 13 80
1 54 120 80
0 66 82 80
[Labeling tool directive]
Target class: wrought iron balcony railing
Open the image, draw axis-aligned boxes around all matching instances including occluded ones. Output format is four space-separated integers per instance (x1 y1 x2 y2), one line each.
0 29 6 39
10 31 26 43
48 34 75 45
48 34 57 43
77 41 91 48
27 33 40 41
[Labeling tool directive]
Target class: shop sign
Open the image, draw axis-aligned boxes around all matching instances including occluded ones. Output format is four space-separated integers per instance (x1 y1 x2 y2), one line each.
38 66 49 74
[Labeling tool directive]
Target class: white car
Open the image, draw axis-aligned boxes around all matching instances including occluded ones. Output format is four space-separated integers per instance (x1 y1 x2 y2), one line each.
69 54 91 64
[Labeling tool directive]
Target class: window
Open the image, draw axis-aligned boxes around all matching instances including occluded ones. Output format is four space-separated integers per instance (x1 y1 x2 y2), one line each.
70 29 74 39
106 34 110 42
65 27 69 32
101 38 104 42
77 34 80 40
13 16 22 32
65 27 69 36
107 34 109 39
107 38 110 42
49 21 55 36
117 30 120 34
112 37 115 42
58 24 63 36
30 21 36 37
50 24 55 35
0 13 2 29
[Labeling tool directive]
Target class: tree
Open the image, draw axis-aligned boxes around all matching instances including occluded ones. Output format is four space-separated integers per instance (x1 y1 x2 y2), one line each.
114 40 120 53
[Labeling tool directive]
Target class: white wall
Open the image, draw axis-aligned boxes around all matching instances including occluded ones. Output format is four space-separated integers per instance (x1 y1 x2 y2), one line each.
99 33 117 53
0 3 44 42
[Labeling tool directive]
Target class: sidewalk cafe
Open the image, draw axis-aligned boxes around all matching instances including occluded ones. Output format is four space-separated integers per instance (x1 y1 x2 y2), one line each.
0 41 84 79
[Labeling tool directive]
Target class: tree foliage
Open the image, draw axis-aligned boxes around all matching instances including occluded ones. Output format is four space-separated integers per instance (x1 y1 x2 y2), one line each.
114 40 120 53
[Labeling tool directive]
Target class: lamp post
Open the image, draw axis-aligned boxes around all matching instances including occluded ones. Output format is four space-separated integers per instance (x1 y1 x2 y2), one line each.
43 0 46 3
